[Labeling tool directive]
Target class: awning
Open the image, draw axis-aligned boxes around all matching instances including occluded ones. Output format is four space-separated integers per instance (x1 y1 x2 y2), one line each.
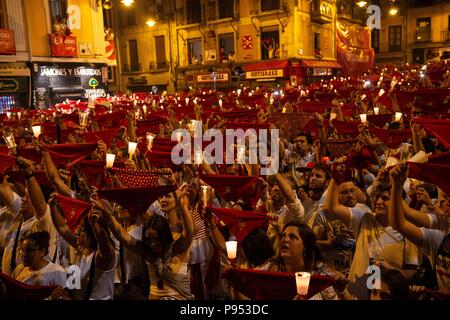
301 60 342 69
244 60 289 72
0 63 30 77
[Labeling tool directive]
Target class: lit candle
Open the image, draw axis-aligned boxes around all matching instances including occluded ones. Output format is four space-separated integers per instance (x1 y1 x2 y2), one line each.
79 111 89 127
142 104 147 114
32 125 41 138
225 241 237 260
6 111 11 120
237 89 241 96
378 89 385 97
128 142 137 160
17 112 21 121
374 107 379 115
106 153 116 168
395 112 402 122
146 133 155 151
218 99 223 108
330 112 337 121
295 272 311 296
3 133 16 149
201 185 210 205
361 94 367 100
360 113 367 123
270 98 274 105
282 107 287 113
185 97 189 106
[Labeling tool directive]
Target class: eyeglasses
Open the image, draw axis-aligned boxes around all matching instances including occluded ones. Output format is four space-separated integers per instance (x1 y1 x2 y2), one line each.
19 247 40 255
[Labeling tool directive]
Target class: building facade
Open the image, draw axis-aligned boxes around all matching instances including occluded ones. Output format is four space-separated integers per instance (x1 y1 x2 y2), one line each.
375 0 450 65
114 0 373 93
0 0 115 110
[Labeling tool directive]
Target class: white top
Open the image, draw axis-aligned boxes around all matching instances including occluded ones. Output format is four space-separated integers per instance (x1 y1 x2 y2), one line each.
12 261 67 287
114 223 145 283
78 252 116 300
421 228 448 293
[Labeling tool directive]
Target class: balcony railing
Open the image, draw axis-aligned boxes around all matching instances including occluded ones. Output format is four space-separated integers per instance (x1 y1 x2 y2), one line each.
415 30 432 43
442 30 450 41
149 61 169 72
311 0 333 24
122 63 141 73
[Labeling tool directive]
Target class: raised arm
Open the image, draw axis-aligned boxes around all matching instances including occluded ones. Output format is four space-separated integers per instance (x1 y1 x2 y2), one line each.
48 193 77 248
87 210 116 271
92 197 143 256
173 190 194 255
0 176 15 207
323 179 351 226
402 200 432 228
41 148 73 197
388 163 423 247
16 156 47 219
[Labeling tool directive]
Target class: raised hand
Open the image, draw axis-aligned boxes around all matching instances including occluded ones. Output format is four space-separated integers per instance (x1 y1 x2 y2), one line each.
389 162 408 187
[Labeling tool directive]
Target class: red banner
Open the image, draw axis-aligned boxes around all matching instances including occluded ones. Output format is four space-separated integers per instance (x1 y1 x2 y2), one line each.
336 21 374 76
49 34 77 57
0 29 16 55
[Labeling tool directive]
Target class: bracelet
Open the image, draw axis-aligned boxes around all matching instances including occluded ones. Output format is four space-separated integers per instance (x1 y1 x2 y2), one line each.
24 172 35 180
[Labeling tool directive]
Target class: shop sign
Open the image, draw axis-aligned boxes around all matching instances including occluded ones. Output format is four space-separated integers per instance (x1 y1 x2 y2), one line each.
0 29 16 55
197 73 229 83
0 79 18 92
246 69 284 79
49 34 77 57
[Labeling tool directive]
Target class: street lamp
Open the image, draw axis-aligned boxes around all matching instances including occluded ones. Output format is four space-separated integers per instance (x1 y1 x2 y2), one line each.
121 0 134 6
146 19 156 27
389 7 399 16
356 1 367 7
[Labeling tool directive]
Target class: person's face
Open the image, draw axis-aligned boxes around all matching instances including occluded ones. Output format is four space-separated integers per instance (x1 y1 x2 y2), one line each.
373 192 390 216
370 281 392 300
338 182 357 207
309 169 327 191
225 164 239 175
75 221 91 250
280 226 304 263
159 193 177 212
144 227 162 256
295 136 310 155
20 239 45 268
19 192 34 216
271 185 283 202
416 186 431 204
185 180 199 201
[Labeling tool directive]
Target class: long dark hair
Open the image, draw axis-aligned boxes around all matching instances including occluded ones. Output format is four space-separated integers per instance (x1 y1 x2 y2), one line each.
142 214 174 255
281 221 322 271
380 268 411 300
242 228 274 267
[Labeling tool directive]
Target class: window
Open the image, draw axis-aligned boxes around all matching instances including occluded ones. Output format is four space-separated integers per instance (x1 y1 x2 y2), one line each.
371 29 380 53
389 26 402 52
261 0 280 12
154 36 167 69
261 28 279 60
218 33 234 62
49 0 67 20
0 0 7 29
121 7 136 26
218 0 234 19
188 38 202 65
186 0 202 24
128 39 139 72
416 17 431 42
314 33 320 52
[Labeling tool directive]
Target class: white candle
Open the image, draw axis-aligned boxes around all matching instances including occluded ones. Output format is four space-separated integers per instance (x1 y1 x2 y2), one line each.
6 111 11 119
142 104 147 114
374 107 379 115
17 112 21 120
128 142 137 160
185 97 189 106
330 112 337 121
146 133 155 151
282 107 287 113
32 125 41 138
3 134 16 148
237 89 241 96
378 89 385 97
295 272 311 296
225 241 237 260
218 99 223 108
395 112 402 122
106 153 116 168
201 185 210 205
79 111 89 127
360 113 367 123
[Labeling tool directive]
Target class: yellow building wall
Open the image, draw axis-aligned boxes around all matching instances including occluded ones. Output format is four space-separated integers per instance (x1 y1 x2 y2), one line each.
26 0 51 57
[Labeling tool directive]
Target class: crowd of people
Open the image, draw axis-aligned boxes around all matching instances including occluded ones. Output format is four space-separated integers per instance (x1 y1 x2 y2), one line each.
0 59 449 300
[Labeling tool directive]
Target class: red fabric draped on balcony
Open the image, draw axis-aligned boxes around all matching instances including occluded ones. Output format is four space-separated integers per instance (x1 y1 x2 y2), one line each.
243 60 289 71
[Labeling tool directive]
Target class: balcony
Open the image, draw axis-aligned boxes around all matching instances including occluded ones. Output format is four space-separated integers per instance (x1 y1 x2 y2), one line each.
49 34 77 58
415 30 432 43
443 30 450 42
122 63 141 73
149 61 169 73
311 0 334 24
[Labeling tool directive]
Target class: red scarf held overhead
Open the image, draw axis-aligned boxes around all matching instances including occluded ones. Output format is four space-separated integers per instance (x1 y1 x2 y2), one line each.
97 185 177 216
369 127 412 148
321 138 357 159
84 128 120 146
56 194 92 232
145 151 178 169
367 114 392 128
208 207 268 242
0 272 58 300
0 154 15 175
413 118 450 149
76 160 125 189
201 174 260 207
92 110 127 130
223 122 270 131
5 170 51 188
43 143 98 168
222 268 335 300
109 167 160 188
